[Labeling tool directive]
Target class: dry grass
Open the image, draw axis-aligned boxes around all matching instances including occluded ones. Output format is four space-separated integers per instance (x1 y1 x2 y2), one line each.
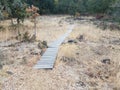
0 16 120 90
56 21 120 89
0 16 69 44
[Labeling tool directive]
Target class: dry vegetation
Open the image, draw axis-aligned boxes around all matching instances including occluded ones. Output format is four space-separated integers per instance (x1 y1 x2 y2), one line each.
0 16 68 43
57 21 120 89
0 15 120 90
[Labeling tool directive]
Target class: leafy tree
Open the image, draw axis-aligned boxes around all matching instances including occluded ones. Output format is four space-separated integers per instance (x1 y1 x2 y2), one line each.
109 0 120 23
56 0 77 15
0 0 120 23
39 0 55 14
26 0 55 14
0 5 3 20
0 0 11 20
87 0 114 14
11 0 27 24
0 0 27 23
77 0 88 14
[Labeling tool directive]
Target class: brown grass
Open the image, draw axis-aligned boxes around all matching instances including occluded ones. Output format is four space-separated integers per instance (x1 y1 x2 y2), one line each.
0 16 120 90
56 21 120 89
0 16 68 44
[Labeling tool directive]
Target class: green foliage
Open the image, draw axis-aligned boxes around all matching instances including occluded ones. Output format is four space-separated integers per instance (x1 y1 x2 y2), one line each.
87 0 114 14
56 0 77 15
0 0 7 20
0 11 3 20
0 0 27 23
25 0 118 16
11 0 27 24
0 0 119 23
77 0 88 13
26 0 55 14
39 0 55 14
0 0 13 19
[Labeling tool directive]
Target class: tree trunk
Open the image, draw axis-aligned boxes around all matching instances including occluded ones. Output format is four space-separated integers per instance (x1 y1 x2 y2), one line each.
11 18 14 25
17 18 20 24
34 18 37 38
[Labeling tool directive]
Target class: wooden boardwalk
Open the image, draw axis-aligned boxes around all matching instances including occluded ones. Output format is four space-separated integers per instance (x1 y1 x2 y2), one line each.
34 25 74 69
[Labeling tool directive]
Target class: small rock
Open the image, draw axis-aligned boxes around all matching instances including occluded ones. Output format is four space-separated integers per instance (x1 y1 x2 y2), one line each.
68 40 74 43
38 41 48 49
101 59 111 64
76 52 79 55
6 71 13 75
42 41 48 48
68 40 77 43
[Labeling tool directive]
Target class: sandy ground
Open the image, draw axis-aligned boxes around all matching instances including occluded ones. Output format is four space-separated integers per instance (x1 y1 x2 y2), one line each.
0 16 120 90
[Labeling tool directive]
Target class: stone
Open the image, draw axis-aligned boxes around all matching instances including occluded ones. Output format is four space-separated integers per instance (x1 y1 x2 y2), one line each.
68 39 77 44
68 40 74 43
42 41 48 48
6 71 13 75
101 59 111 64
76 52 79 55
38 41 48 49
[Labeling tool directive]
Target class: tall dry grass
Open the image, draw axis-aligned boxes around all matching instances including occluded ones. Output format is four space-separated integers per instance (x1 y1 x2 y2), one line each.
56 21 120 89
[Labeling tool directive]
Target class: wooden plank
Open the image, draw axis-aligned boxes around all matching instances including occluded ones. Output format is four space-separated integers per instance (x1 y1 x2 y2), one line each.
34 25 74 69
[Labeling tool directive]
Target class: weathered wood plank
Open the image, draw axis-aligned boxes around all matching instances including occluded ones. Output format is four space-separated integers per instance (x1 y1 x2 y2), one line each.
34 25 74 69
